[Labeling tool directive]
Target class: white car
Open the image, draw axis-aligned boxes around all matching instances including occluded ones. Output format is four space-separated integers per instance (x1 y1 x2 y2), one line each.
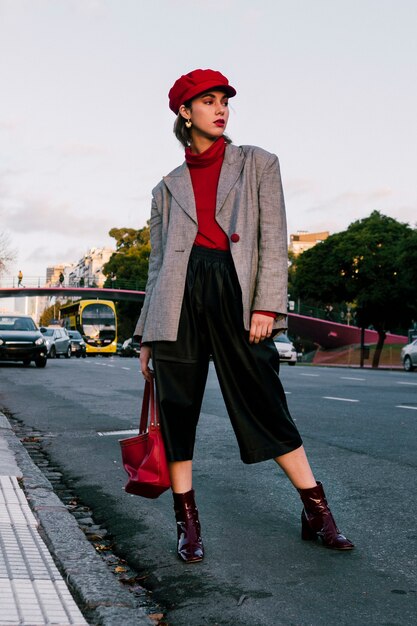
274 334 297 366
40 326 71 359
401 339 417 372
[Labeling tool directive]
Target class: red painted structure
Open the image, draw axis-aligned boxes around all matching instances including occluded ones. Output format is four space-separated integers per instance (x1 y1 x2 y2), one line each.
288 313 407 348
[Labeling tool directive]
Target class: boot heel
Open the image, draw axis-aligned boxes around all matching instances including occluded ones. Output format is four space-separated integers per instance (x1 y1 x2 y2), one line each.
301 510 317 541
298 482 354 550
173 489 204 563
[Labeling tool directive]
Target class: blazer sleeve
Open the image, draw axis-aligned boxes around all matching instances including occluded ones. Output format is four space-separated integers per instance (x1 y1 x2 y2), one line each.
251 153 288 316
133 193 163 338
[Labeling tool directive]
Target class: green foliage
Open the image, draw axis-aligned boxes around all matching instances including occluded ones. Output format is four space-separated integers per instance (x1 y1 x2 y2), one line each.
103 225 151 340
39 300 70 327
103 225 150 291
39 304 57 327
292 211 417 339
287 249 297 300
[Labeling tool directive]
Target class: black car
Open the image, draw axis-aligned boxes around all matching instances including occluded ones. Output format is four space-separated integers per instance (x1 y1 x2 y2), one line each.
67 330 87 358
119 337 141 357
0 314 47 367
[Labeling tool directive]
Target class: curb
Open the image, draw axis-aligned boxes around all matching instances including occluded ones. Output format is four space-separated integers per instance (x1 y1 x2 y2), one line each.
1 412 152 626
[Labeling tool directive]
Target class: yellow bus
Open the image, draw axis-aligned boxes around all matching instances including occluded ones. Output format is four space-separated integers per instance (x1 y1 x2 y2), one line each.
60 299 117 355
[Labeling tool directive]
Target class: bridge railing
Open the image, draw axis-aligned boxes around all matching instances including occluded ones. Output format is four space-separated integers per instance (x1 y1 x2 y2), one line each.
291 302 358 326
0 276 147 291
1 276 50 288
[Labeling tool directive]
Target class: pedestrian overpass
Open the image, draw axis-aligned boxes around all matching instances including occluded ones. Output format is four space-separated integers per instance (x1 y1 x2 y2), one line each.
0 286 145 302
0 287 407 348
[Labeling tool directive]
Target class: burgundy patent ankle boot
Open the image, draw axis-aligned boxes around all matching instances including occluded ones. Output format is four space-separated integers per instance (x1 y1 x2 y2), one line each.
173 489 204 563
298 482 354 550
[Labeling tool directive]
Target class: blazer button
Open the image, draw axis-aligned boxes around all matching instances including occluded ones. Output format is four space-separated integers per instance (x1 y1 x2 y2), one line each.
230 233 240 243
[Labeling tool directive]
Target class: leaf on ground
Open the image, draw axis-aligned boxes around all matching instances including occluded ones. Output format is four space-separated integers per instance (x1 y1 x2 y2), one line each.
86 533 106 542
95 544 111 552
114 565 127 573
119 575 138 585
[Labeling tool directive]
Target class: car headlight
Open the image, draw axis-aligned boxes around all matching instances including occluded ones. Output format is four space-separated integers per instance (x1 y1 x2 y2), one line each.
35 337 45 346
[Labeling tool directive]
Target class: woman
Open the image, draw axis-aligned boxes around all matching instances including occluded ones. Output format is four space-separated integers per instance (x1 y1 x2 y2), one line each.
137 69 354 562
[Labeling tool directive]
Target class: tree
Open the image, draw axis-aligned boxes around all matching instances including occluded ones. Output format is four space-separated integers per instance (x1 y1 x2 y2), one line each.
103 226 150 290
39 300 67 327
0 232 16 277
292 211 417 367
103 225 151 340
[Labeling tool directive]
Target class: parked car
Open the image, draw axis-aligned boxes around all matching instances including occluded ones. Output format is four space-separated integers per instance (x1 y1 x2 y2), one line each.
0 314 47 367
40 326 71 359
274 333 297 365
67 330 87 358
119 337 141 357
401 339 417 371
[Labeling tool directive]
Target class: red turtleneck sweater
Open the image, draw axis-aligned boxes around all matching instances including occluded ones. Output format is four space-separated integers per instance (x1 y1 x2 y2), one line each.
185 138 229 250
185 139 276 320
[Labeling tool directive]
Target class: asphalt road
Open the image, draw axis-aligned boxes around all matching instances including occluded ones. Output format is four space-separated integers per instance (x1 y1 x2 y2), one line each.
1 357 416 626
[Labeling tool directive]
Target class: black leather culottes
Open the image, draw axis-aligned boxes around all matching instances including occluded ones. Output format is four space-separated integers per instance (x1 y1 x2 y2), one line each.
152 246 303 464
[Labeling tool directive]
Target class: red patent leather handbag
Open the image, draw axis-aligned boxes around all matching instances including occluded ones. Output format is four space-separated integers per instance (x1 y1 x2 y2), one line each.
119 375 171 498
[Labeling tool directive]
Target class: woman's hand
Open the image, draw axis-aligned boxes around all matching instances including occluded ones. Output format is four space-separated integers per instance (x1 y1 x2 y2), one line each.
139 344 153 382
249 313 274 344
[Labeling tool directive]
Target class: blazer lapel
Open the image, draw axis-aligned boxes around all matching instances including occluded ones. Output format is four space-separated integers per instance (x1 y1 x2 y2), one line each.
216 144 246 216
163 163 197 223
163 144 245 222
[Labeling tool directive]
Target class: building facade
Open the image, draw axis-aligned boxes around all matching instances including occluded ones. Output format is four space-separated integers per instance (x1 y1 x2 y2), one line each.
289 231 329 256
67 247 113 288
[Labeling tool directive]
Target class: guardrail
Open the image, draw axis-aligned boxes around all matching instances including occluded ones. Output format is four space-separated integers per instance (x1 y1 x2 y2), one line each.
0 277 147 291
290 302 356 325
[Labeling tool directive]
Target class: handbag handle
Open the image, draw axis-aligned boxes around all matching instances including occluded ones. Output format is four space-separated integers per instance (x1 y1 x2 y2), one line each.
139 374 158 434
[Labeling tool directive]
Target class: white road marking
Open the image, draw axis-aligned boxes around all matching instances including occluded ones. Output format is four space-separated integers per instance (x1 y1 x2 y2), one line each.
396 381 417 386
98 429 137 437
300 373 319 377
340 377 365 381
396 405 417 411
122 367 131 370
323 396 359 403
284 391 292 395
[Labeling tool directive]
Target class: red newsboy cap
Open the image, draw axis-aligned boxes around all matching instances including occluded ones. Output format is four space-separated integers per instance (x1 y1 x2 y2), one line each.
168 68 236 114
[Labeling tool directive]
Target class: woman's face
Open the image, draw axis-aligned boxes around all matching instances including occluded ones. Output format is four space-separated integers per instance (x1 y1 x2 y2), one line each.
181 90 229 145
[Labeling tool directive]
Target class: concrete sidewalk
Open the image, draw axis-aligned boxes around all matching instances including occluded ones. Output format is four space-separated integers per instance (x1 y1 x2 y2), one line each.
0 412 151 626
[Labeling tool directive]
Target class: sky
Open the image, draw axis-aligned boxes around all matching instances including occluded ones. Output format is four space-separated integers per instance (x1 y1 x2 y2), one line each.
1 0 417 282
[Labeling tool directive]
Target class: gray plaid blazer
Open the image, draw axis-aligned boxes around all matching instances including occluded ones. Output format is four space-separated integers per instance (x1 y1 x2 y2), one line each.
134 143 288 342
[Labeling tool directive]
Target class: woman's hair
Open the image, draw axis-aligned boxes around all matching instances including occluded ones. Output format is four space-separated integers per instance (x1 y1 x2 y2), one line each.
173 98 232 148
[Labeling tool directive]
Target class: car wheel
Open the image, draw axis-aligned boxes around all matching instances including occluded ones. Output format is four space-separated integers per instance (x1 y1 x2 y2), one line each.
49 346 56 359
65 346 71 359
403 356 415 372
289 361 296 366
35 357 47 368
82 353 86 358
76 353 81 358
22 359 31 367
